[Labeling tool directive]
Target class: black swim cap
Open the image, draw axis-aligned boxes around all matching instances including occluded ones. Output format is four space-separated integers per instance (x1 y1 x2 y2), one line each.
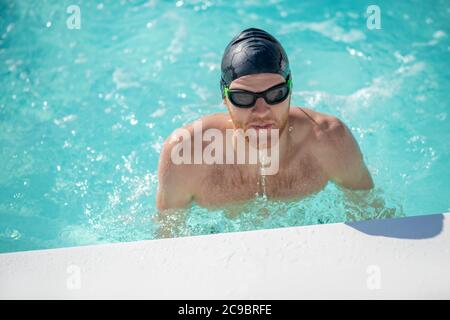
220 28 291 98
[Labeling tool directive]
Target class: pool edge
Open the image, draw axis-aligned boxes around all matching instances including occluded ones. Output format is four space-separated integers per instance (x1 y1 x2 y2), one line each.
1 213 449 299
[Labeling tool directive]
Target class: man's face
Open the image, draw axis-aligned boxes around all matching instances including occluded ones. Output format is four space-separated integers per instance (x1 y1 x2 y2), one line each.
224 73 291 136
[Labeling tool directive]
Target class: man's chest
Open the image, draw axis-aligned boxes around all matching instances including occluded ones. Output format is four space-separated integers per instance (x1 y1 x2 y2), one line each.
194 154 328 208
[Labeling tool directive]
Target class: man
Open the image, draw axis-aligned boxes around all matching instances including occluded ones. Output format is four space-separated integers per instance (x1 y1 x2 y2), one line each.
156 28 373 216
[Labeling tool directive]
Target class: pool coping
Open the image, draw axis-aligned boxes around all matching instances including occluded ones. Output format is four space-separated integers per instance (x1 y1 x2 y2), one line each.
1 213 449 299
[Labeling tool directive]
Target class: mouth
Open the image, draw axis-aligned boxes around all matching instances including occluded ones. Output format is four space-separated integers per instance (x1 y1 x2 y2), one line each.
248 123 274 130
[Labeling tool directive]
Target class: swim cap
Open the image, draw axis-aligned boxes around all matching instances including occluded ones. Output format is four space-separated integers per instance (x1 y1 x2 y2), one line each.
220 28 291 98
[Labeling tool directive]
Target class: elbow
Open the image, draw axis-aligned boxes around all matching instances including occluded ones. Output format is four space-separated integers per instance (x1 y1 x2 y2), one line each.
353 171 374 190
335 171 374 191
156 188 169 211
364 175 374 190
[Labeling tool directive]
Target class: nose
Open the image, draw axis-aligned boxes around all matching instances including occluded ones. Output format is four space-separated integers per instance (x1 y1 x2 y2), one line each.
252 97 270 115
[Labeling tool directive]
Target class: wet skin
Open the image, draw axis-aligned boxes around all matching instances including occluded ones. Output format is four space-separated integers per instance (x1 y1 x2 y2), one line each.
156 74 373 220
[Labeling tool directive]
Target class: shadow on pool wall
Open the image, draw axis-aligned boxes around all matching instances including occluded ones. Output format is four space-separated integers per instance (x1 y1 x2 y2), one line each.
345 213 444 239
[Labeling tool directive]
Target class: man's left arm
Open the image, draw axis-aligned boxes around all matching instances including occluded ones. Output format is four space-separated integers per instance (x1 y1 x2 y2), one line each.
321 118 374 190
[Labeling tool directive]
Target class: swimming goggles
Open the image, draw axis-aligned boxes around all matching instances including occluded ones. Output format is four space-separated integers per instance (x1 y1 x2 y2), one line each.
223 76 292 108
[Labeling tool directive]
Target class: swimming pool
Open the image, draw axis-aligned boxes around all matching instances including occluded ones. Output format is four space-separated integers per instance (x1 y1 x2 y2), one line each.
0 0 449 253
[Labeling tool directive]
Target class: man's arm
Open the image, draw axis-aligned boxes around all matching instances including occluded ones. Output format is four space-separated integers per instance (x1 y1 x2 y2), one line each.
319 117 374 190
156 134 193 210
155 134 194 238
313 116 402 221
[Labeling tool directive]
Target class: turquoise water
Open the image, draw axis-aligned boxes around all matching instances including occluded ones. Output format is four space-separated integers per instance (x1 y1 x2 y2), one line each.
1 0 449 253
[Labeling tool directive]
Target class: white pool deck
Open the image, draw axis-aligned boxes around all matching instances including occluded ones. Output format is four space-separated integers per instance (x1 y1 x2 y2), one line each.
1 213 449 299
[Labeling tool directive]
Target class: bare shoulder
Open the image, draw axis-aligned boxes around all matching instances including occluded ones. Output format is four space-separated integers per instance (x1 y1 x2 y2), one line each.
159 113 229 185
292 107 363 167
289 107 347 144
163 112 229 146
157 113 231 209
290 107 372 189
195 112 232 131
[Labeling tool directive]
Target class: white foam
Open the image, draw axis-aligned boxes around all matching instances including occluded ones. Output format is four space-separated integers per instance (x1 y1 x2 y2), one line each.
412 30 447 47
296 62 425 115
112 68 141 90
280 19 365 43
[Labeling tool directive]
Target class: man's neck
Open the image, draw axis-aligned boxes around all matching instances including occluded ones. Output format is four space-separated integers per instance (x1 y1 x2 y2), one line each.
230 120 291 167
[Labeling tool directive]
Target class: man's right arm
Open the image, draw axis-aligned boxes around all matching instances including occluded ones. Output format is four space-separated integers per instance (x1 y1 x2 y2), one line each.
155 136 194 238
156 136 193 211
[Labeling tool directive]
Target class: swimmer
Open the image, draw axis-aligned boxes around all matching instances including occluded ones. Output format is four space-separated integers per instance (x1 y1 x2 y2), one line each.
156 28 373 230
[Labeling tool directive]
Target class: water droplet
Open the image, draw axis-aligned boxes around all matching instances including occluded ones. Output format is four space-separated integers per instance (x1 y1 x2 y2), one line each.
9 229 21 240
436 112 447 121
